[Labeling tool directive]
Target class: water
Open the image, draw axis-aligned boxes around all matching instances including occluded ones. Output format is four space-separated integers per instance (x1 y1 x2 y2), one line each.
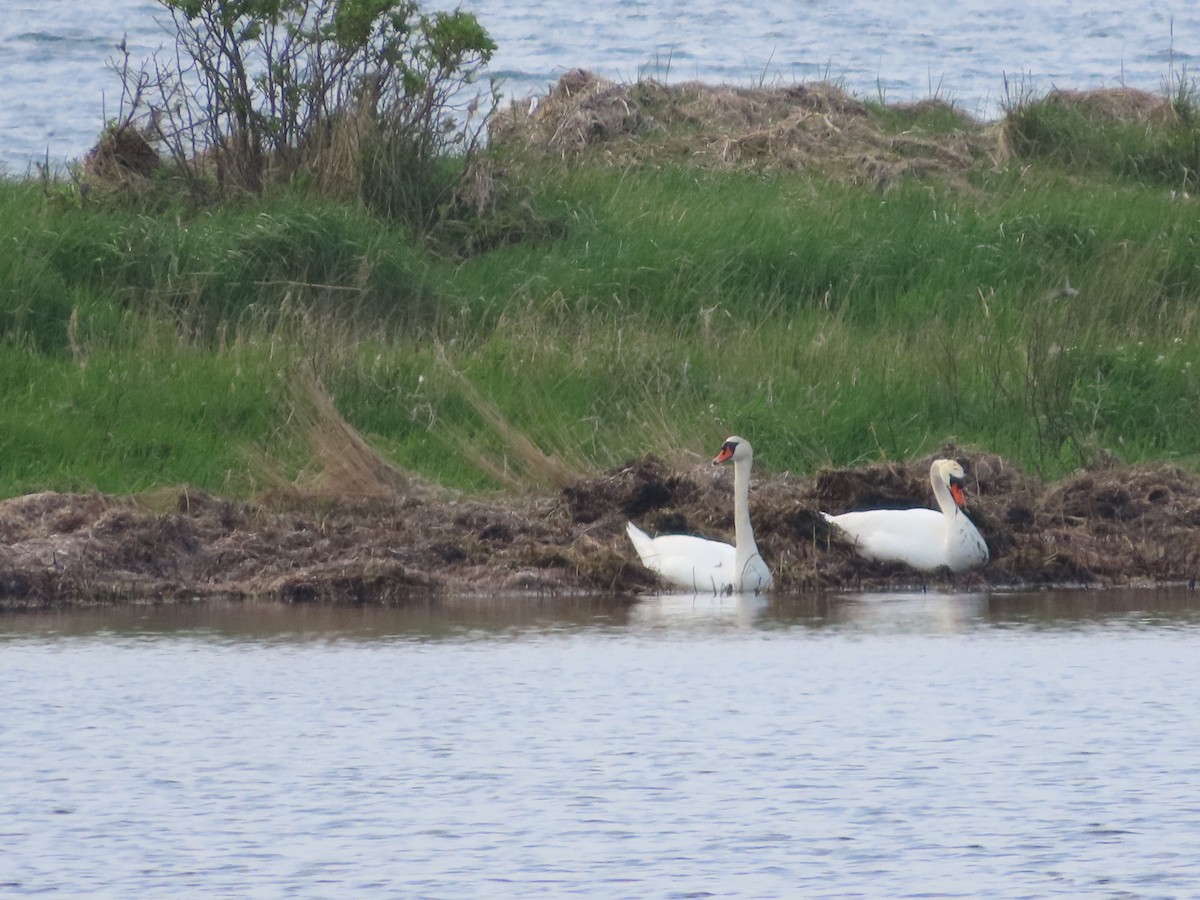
2 0 1199 172
2 588 1199 897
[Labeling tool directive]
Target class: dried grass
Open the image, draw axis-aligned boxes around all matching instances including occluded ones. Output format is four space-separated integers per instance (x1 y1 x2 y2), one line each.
436 352 582 491
490 70 993 189
3 444 1199 606
1038 87 1174 123
307 93 378 199
248 367 414 501
83 126 162 181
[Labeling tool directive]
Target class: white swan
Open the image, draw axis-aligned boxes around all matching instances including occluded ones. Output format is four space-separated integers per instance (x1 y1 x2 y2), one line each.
625 436 772 594
821 458 989 572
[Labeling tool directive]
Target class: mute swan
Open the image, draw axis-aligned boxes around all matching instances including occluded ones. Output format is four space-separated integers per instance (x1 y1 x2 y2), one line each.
625 436 772 594
821 458 989 572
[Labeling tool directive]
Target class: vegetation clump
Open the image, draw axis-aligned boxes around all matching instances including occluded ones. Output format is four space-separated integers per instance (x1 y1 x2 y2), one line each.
85 0 499 227
1001 86 1200 189
1 443 1197 608
489 69 990 189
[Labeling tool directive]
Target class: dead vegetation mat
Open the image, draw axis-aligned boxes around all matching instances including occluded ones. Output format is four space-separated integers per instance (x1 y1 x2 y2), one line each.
488 72 1186 191
489 69 996 188
2 449 1198 608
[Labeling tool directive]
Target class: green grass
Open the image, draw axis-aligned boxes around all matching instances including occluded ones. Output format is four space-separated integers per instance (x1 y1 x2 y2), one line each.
863 97 978 135
1003 90 1200 190
0 342 288 494
3 88 1200 498
4 189 438 353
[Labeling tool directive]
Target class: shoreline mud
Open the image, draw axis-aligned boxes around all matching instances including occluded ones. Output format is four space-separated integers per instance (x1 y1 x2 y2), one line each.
2 448 1197 609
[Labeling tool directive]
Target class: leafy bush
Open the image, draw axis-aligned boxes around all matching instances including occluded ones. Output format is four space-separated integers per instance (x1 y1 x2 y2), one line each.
120 0 497 226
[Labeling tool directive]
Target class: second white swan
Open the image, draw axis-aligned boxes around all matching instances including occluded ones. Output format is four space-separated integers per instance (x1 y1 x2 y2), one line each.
821 458 989 572
626 436 772 594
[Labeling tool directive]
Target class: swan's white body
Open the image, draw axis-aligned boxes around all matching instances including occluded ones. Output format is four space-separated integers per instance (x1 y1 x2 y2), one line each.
626 437 772 594
822 459 989 573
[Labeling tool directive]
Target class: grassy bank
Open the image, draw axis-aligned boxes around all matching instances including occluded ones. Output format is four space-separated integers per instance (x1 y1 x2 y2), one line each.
2 80 1200 499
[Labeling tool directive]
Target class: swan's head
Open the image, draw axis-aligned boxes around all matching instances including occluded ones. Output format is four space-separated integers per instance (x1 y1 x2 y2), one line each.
713 435 753 466
933 459 969 507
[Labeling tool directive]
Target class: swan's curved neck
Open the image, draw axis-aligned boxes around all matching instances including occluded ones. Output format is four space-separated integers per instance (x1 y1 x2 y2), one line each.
732 455 759 554
931 468 958 519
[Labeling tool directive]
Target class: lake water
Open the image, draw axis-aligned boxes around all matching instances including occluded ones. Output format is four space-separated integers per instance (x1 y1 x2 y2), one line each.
2 587 1199 896
2 0 1199 172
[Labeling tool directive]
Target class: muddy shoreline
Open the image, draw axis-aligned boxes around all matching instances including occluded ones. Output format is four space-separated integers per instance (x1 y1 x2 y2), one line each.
2 448 1197 609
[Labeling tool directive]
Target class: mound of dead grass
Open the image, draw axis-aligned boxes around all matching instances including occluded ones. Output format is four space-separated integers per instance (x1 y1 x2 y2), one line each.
1026 87 1176 124
491 70 996 189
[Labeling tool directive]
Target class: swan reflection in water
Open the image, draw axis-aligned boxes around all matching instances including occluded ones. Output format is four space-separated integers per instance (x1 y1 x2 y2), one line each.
829 591 991 634
629 592 771 629
627 591 989 633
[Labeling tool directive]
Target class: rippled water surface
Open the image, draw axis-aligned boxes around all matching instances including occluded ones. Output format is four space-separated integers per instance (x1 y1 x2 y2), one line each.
2 0 1200 170
3 588 1199 897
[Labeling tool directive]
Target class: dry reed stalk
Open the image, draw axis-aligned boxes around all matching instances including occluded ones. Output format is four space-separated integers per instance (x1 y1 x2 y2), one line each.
247 366 412 500
435 348 579 490
308 93 377 199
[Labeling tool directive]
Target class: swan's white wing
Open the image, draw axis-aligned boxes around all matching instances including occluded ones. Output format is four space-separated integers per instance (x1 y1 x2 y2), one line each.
825 507 988 572
626 523 739 592
946 516 990 571
824 508 953 571
824 507 943 539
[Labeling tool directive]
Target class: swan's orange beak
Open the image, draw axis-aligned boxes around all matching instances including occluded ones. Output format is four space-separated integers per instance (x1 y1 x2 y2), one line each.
713 443 735 465
949 481 968 507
